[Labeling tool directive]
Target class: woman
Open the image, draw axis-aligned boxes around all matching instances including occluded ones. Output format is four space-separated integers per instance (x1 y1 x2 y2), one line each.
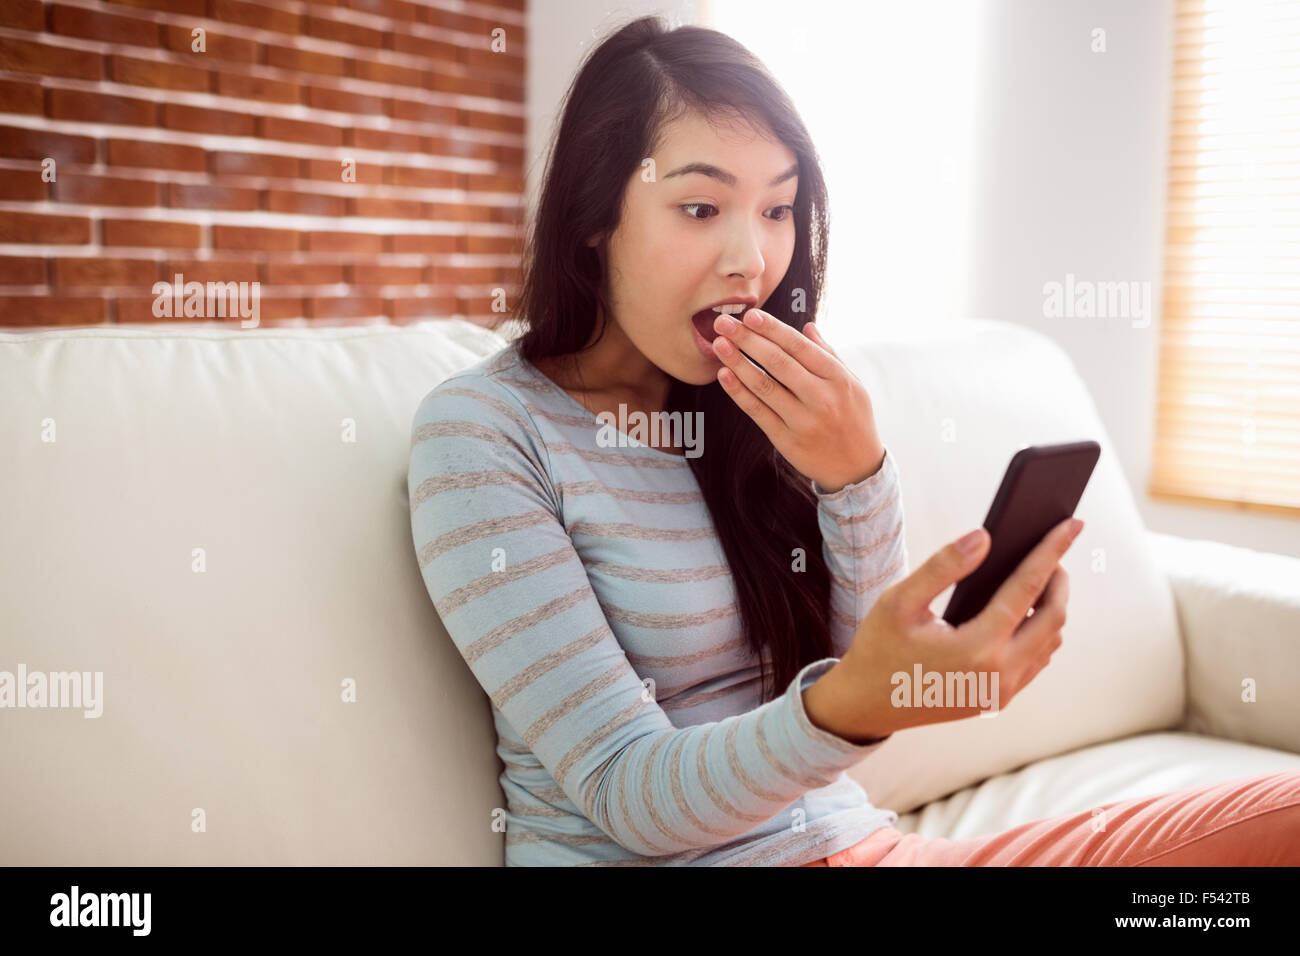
407 15 1300 866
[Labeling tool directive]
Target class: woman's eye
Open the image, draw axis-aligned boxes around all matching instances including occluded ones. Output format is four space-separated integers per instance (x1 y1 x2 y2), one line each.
680 203 717 221
680 204 795 222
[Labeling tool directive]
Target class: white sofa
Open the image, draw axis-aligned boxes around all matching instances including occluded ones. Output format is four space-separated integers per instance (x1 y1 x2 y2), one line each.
2 318 1297 864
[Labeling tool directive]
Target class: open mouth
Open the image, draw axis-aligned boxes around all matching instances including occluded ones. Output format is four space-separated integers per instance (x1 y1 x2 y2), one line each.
691 304 750 343
691 310 721 343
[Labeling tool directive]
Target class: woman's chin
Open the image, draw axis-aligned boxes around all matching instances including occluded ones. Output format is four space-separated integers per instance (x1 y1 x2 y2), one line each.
680 360 723 386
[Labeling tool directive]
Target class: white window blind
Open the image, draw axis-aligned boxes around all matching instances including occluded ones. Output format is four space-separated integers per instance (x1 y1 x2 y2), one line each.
1152 0 1300 514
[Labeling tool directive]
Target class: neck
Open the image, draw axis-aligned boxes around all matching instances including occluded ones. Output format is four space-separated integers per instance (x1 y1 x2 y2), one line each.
548 311 671 413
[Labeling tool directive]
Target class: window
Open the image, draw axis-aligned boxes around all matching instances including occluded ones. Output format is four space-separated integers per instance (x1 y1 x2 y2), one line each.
1151 0 1300 514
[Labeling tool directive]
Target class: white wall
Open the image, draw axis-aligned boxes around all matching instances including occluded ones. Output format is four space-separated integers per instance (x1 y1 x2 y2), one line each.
525 1 708 222
525 0 1300 557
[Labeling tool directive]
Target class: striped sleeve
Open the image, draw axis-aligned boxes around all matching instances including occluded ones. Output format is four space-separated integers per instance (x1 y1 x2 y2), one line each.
407 375 892 857
812 446 910 660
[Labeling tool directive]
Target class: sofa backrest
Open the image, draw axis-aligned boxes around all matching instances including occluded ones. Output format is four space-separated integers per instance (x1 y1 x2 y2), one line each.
0 320 509 864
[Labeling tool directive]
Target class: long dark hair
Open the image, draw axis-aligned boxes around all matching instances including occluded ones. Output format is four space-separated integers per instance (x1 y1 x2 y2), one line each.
501 15 833 704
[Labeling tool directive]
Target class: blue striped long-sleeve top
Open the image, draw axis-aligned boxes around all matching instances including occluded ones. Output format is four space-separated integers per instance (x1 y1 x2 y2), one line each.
407 340 909 865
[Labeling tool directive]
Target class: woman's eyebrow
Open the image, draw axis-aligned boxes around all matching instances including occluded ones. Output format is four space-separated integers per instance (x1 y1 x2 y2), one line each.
662 162 799 188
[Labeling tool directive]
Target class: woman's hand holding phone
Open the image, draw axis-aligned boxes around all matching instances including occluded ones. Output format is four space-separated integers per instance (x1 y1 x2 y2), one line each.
803 516 1084 744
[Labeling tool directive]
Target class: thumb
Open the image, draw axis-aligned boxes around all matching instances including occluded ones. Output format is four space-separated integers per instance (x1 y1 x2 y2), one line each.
894 528 988 620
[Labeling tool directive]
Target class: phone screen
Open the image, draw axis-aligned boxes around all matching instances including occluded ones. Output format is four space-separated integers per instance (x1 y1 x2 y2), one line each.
941 440 1100 628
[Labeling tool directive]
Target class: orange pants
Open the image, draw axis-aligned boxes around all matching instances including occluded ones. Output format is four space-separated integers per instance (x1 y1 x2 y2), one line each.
801 769 1300 865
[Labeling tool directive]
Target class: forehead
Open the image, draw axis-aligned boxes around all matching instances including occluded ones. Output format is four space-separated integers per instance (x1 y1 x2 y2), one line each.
655 110 798 188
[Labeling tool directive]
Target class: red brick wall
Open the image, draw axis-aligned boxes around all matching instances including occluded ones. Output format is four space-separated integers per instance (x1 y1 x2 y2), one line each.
0 0 525 328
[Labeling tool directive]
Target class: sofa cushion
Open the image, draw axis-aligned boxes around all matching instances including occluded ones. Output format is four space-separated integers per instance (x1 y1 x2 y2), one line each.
834 319 1185 814
893 731 1300 839
0 319 507 864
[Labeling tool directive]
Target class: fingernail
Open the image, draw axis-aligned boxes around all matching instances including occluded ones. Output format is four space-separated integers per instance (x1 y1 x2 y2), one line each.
957 528 984 554
1068 518 1084 539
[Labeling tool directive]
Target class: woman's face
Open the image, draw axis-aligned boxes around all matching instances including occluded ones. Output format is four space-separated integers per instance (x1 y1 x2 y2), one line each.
592 109 800 389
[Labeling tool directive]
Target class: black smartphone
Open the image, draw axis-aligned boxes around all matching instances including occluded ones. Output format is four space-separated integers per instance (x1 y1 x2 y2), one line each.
941 440 1101 628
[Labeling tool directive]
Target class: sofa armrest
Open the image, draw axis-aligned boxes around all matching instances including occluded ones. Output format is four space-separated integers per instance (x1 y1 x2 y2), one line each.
1146 530 1300 755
